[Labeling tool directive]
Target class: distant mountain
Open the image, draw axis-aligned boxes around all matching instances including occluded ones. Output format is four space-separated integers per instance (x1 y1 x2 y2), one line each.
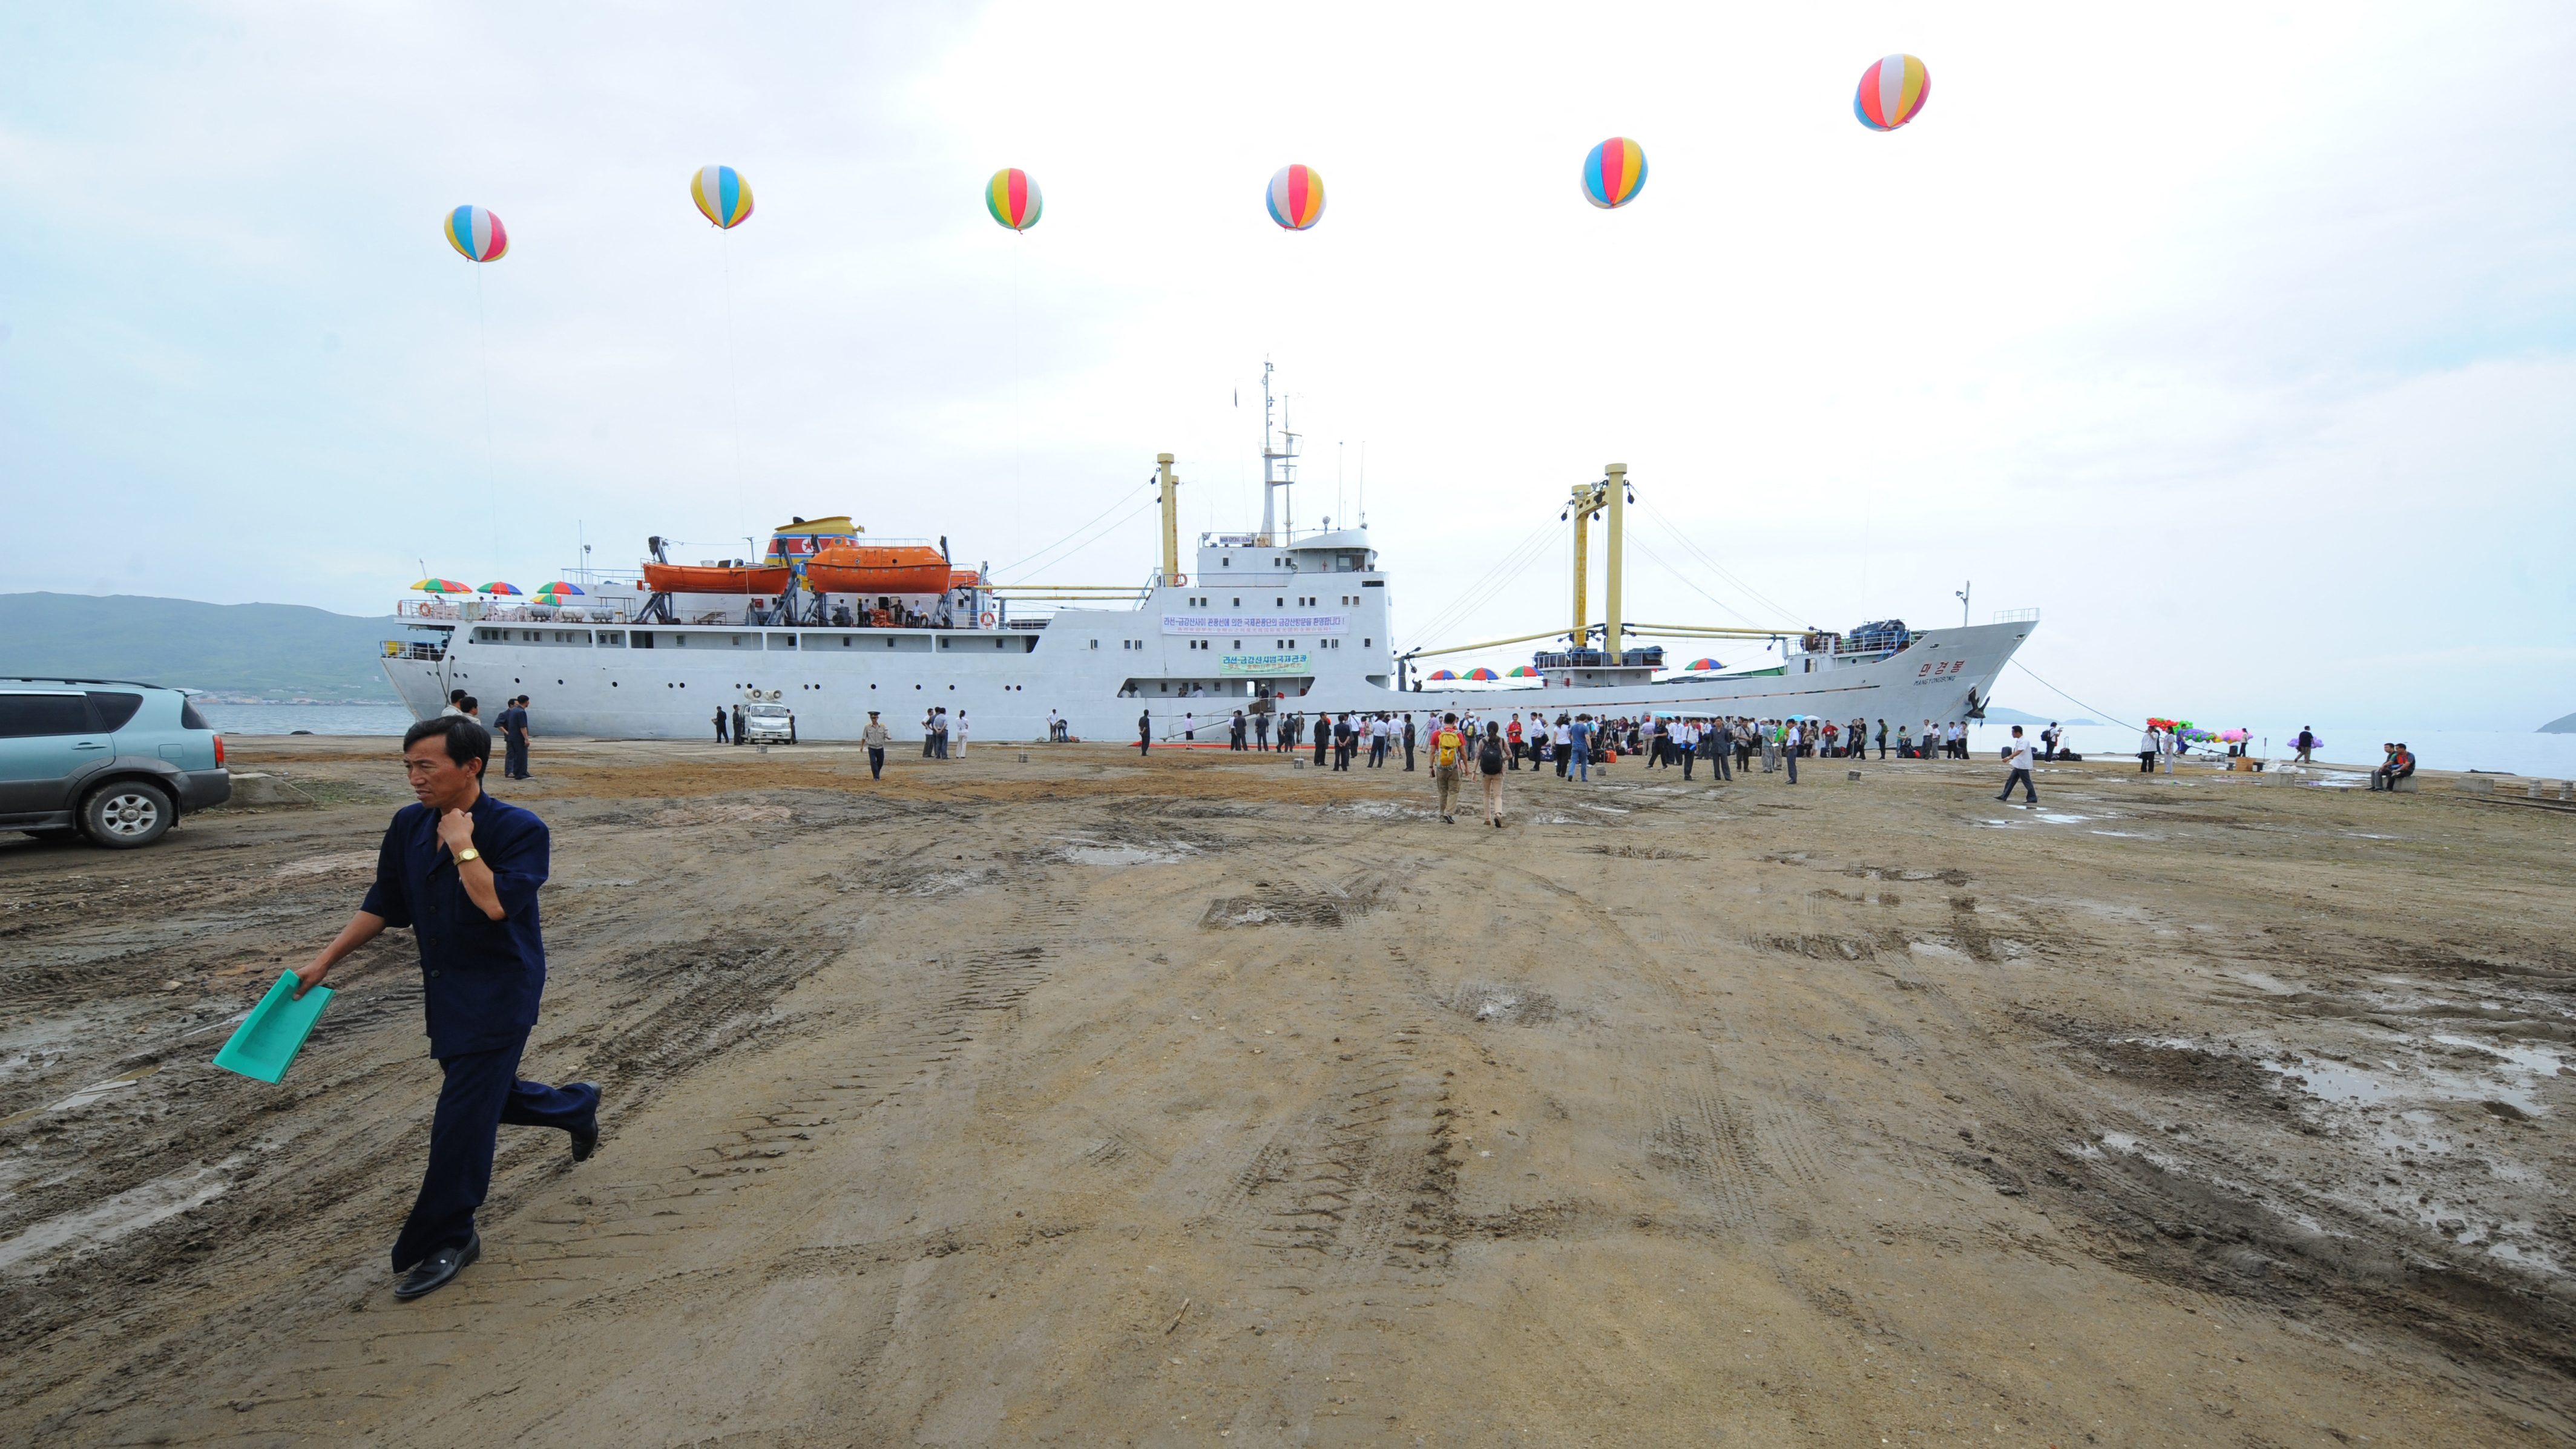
1981 707 2099 727
2543 712 2576 734
0 593 401 702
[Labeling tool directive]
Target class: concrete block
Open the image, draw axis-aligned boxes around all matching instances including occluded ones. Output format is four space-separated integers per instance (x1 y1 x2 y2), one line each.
2390 774 2419 794
2457 777 2492 795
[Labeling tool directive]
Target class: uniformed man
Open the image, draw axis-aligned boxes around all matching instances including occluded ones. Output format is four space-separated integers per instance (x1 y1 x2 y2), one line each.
295 715 599 1302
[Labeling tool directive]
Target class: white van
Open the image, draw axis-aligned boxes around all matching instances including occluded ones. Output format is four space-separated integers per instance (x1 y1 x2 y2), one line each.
741 702 796 743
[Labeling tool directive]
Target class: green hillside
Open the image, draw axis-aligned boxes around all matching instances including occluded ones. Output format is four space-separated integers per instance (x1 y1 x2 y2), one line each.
0 593 403 702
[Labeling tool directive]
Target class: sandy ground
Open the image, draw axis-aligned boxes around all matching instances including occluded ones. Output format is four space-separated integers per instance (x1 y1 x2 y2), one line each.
2 735 2572 1447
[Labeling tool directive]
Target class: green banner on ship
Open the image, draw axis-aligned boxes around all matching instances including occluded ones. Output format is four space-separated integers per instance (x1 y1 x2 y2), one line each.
1220 652 1310 677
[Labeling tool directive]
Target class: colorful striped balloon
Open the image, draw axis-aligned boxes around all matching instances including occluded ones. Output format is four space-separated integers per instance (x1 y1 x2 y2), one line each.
443 206 508 262
986 168 1042 232
1267 164 1324 231
1854 54 1931 131
1580 137 1647 209
690 165 754 229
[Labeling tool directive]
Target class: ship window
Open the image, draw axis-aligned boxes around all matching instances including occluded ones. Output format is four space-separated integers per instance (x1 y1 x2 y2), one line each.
1091 640 1099 649
1231 598 1240 606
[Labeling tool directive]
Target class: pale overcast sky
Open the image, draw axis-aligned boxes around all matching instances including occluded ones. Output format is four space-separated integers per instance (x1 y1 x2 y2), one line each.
3 4 2571 727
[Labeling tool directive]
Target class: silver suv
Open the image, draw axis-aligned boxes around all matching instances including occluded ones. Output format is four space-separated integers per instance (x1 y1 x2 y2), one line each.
0 679 232 847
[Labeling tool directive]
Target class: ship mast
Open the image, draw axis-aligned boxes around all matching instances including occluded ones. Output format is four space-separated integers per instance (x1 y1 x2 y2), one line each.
1258 361 1298 545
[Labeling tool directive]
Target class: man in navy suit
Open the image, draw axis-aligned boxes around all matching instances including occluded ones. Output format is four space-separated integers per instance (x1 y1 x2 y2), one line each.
296 715 599 1301
496 695 533 779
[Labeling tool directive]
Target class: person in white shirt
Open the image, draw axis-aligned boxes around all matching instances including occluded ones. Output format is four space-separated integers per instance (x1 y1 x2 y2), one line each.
2138 725 2161 774
953 709 969 755
1045 708 1059 743
1999 724 2038 803
1783 721 1801 784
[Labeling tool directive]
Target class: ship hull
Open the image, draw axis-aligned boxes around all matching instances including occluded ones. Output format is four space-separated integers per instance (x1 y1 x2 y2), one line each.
383 617 2035 746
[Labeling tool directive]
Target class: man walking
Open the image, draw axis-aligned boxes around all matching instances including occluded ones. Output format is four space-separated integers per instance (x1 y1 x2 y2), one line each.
293 715 598 1302
2295 726 2316 764
861 711 891 779
1997 724 2038 804
1430 712 1467 823
1403 713 1419 771
712 706 729 744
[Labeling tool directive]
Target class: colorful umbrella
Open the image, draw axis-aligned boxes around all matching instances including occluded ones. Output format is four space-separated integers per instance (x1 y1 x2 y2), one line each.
480 582 523 596
1685 657 1721 671
1506 666 1542 678
1463 668 1500 681
536 581 585 596
412 578 473 593
533 592 579 606
1427 669 1457 681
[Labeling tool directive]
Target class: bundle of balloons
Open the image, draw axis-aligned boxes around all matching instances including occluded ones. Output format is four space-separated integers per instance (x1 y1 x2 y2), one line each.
441 53 1931 257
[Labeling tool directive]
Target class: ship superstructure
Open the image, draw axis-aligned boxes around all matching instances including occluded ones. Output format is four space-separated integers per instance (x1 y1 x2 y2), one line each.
381 375 2034 739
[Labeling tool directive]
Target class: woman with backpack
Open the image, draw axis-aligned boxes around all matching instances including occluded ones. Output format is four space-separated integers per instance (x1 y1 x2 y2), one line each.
1477 721 1509 826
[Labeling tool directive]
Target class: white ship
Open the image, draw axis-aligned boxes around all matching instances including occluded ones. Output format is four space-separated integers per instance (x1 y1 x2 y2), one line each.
381 373 2034 741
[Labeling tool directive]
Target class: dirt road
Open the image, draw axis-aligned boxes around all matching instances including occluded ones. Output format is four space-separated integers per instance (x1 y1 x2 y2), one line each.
3 737 2571 1445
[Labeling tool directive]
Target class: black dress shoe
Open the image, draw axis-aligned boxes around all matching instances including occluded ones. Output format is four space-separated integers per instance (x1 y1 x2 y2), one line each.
568 1084 601 1162
393 1233 479 1301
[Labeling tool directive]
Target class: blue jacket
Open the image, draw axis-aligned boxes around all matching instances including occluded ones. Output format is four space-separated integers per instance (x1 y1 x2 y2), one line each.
361 790 550 1057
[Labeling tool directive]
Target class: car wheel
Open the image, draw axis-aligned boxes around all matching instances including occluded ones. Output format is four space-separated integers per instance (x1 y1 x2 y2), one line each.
80 780 176 849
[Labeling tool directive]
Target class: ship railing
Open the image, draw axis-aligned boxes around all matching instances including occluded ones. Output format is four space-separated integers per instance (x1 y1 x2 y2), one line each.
1992 608 2041 624
381 640 447 662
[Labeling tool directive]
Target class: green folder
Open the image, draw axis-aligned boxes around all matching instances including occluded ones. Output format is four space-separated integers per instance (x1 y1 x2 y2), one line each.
213 971 335 1083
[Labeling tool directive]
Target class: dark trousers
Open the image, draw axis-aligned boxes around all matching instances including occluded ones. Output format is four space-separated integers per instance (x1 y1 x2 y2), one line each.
2140 753 2156 773
504 738 528 778
1405 743 1417 771
1785 751 1798 784
393 1033 596 1270
1999 767 2036 803
1681 750 1695 780
715 721 728 743
1315 735 1329 766
1370 738 1387 767
1877 741 1886 760
868 747 886 779
1141 733 1153 756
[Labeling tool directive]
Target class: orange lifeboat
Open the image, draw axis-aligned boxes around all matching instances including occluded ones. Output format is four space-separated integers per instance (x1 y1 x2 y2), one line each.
642 563 790 593
806 544 955 596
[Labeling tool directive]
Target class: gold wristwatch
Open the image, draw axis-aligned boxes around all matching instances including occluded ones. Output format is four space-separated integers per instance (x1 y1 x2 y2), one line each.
454 847 481 863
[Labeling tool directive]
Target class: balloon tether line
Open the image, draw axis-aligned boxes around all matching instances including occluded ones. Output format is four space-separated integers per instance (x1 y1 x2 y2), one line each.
720 227 744 546
476 263 498 578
